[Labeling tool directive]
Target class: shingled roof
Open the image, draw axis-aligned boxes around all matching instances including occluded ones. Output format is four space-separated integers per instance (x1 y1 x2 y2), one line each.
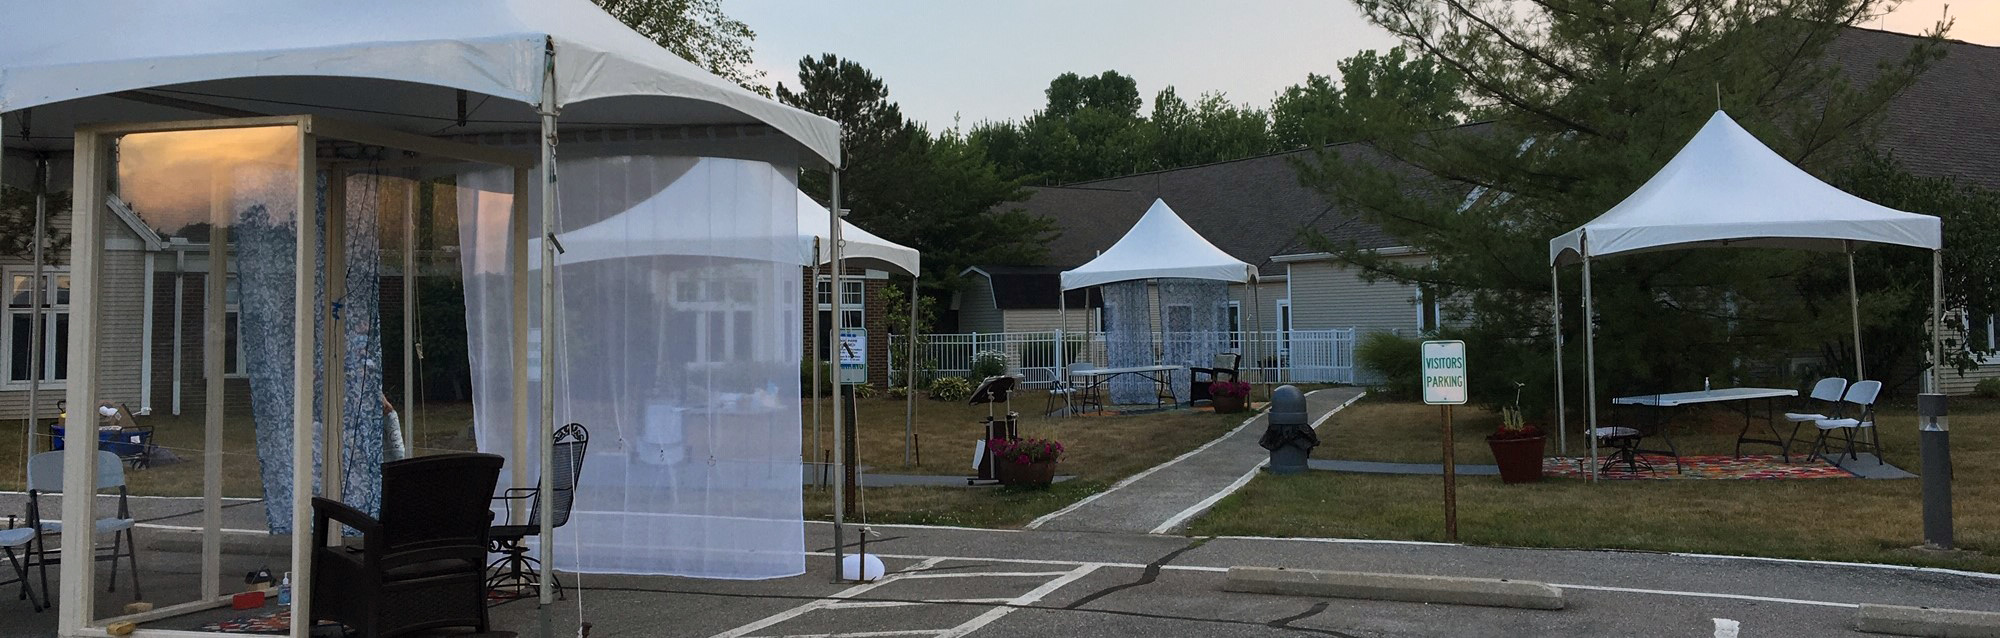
991 27 1998 277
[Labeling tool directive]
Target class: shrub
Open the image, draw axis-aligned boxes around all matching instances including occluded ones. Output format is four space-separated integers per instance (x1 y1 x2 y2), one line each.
852 383 879 399
929 376 973 402
886 385 909 400
1976 378 2000 399
1356 332 1422 399
988 437 1064 465
800 360 834 398
969 349 1009 381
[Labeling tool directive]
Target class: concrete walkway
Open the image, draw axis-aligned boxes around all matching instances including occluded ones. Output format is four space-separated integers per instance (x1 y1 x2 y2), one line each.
1027 387 1366 535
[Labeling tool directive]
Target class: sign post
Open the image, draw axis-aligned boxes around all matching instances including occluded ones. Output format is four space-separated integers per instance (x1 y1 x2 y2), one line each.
1422 340 1467 542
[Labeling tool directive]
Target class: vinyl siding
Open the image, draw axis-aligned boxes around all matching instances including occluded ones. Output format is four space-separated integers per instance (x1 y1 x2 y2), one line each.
0 206 148 420
1940 311 2000 395
1286 259 1423 333
956 275 1004 334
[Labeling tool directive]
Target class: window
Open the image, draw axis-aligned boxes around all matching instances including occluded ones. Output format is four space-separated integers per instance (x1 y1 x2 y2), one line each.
1417 286 1443 332
816 276 864 330
4 268 70 387
1968 313 1995 356
1276 299 1292 355
1224 302 1241 350
224 276 245 377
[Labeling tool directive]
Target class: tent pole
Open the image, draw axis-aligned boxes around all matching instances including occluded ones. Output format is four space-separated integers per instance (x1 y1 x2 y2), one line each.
404 174 417 453
811 242 821 463
1848 241 1864 380
1248 272 1261 399
1059 286 1067 394
536 39 559 608
830 167 847 579
1933 249 1944 394
1582 250 1598 482
24 152 44 476
905 277 917 465
1552 265 1565 457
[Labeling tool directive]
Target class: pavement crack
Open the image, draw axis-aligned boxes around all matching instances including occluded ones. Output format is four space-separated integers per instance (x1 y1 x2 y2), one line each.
1063 536 1208 609
1268 601 1330 629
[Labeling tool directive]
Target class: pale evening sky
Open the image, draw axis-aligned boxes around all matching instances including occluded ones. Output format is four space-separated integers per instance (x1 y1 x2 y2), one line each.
728 0 2000 131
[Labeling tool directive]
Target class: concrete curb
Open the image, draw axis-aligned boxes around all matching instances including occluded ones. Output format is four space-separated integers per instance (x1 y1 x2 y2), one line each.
1223 566 1565 610
1857 604 2000 637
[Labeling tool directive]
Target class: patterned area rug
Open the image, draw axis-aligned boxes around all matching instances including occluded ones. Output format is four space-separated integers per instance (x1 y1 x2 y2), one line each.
1070 402 1266 417
1543 454 1857 480
196 610 341 634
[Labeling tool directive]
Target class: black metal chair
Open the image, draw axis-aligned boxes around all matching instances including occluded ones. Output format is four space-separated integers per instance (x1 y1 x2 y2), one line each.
1190 353 1241 404
311 452 504 638
24 450 142 603
488 423 589 598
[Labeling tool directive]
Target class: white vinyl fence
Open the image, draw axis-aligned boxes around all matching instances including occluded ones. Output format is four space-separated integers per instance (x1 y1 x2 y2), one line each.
889 329 1365 388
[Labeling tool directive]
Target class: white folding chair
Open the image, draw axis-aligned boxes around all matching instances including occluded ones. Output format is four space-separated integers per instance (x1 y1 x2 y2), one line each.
1810 380 1883 465
1046 363 1099 417
1 520 37 611
1784 377 1848 453
25 450 142 601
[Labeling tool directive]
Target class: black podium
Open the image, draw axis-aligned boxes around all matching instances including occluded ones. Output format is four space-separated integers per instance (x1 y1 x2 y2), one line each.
968 375 1021 485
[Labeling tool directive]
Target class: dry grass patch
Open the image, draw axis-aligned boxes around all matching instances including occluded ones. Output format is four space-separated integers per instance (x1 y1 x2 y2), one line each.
1192 396 2000 572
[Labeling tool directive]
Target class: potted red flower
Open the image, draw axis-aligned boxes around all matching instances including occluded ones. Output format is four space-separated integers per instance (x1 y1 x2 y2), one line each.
1209 380 1251 413
1486 406 1545 484
987 437 1064 487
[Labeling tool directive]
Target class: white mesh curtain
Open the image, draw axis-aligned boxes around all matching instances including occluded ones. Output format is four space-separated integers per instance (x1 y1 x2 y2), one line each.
465 154 804 580
1102 280 1153 405
1159 278 1225 403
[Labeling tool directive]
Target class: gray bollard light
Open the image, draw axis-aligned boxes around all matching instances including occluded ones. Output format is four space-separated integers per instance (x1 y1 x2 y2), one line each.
1260 385 1317 474
1918 393 1952 549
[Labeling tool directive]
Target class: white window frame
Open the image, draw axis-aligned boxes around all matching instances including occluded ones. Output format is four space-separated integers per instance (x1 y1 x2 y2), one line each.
1966 312 1996 365
3 266 71 389
1417 286 1442 332
1276 299 1292 356
816 275 865 331
1224 301 1242 350
215 275 247 378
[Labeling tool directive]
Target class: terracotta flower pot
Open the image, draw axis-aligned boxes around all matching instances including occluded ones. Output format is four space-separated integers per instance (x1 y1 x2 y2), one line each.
1211 394 1247 414
1486 434 1545 484
995 460 1057 487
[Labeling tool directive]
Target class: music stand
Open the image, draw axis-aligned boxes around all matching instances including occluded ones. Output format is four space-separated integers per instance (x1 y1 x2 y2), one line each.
968 375 1021 485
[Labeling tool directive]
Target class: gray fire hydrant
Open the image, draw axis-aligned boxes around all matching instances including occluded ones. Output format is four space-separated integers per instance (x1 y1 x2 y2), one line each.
1259 385 1318 475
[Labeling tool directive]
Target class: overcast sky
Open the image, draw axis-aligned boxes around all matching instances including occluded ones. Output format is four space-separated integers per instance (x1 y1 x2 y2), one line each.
727 0 1999 131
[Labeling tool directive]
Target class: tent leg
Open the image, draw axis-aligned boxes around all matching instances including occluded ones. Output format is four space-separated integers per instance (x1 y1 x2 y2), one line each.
1848 241 1864 380
905 279 917 465
1250 274 1262 400
1552 265 1565 457
1582 253 1598 482
811 255 821 462
829 168 847 580
1932 250 1944 394
24 152 45 476
536 44 559 608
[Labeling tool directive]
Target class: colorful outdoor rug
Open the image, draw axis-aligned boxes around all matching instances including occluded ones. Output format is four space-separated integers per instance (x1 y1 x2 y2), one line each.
1070 402 1266 417
1543 454 1857 480
195 609 340 634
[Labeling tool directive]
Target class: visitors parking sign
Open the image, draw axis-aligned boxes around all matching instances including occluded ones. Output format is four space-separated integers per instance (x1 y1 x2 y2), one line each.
1421 340 1467 405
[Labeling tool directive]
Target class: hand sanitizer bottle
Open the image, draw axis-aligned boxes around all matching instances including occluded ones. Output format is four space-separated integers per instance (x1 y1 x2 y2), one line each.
278 572 292 606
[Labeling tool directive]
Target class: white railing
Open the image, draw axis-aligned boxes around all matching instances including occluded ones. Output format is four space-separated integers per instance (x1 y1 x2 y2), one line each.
889 329 1366 387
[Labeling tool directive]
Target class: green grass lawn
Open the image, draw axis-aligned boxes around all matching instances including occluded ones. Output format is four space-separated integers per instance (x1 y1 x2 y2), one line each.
805 390 1256 527
1190 395 2000 572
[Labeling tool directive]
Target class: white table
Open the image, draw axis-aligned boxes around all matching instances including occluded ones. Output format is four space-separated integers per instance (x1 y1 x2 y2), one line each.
1067 365 1182 412
1612 387 1800 467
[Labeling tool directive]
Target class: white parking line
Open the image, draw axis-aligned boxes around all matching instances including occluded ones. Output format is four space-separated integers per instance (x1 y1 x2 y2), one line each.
1148 390 1365 534
709 557 947 638
934 564 1102 638
899 571 1073 580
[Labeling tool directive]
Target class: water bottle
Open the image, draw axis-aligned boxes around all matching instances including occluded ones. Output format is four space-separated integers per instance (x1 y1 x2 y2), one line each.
278 572 291 606
1704 376 1711 392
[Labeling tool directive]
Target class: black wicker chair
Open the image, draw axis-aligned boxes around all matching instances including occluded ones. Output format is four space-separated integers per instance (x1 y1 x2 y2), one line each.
488 423 589 598
311 452 503 638
1190 353 1241 403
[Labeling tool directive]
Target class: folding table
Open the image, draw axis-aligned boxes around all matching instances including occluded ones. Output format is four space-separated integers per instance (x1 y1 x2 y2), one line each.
1612 387 1800 471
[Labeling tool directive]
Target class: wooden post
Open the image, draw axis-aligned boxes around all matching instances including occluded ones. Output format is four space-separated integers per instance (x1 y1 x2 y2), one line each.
289 125 321 638
203 169 231 600
510 165 533 518
59 128 105 635
323 170 348 511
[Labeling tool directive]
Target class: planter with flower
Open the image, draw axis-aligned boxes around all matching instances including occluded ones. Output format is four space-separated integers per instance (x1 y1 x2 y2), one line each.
1486 406 1545 484
987 437 1065 487
1209 380 1252 413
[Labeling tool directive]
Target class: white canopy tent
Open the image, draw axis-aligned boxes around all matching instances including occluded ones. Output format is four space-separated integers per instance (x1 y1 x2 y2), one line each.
1550 111 1943 475
1057 199 1260 398
793 191 926 466
2 1 846 635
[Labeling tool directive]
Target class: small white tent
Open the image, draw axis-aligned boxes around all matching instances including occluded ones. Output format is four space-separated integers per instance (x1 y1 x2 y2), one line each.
798 191 920 277
1057 199 1259 397
1550 111 1943 473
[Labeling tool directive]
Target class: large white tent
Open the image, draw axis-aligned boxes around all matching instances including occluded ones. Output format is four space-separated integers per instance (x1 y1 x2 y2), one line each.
2 1 846 635
1057 199 1259 399
1550 111 1943 473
